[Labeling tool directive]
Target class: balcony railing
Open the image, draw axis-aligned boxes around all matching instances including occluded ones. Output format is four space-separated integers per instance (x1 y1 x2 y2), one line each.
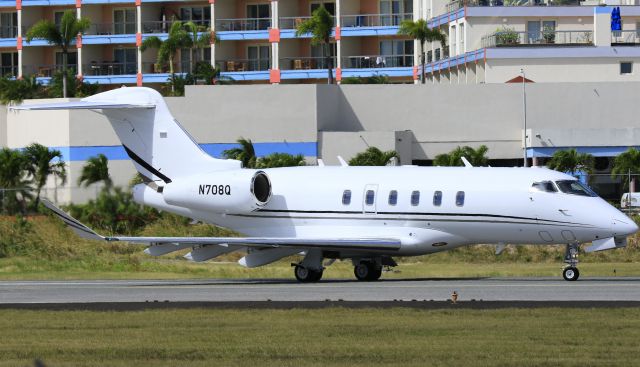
279 16 312 29
217 59 271 72
281 57 337 70
216 18 271 32
481 30 593 47
446 0 579 12
341 13 412 28
0 65 18 76
611 30 640 45
342 55 413 68
0 25 17 38
24 64 77 77
85 62 137 75
85 23 137 35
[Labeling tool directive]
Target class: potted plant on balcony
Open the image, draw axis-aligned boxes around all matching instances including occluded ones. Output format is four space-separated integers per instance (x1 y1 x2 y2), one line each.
543 26 556 44
495 26 519 46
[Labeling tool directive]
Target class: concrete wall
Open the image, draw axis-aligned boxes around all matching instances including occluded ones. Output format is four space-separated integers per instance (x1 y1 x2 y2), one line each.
0 105 6 147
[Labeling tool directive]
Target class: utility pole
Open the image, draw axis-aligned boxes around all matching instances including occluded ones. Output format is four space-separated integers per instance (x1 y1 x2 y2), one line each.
521 68 528 168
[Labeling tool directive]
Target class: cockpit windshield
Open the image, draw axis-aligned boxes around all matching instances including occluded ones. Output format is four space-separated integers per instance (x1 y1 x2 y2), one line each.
555 180 598 197
531 181 558 193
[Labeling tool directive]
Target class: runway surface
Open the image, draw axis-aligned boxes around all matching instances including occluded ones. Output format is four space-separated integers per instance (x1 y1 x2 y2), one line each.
2 277 640 305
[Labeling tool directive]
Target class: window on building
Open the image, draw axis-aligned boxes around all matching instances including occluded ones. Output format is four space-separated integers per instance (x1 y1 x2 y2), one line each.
427 50 433 63
433 191 442 206
114 48 137 74
0 52 17 76
411 190 420 206
54 11 64 28
311 43 337 69
181 6 211 27
388 190 398 205
435 48 441 61
114 9 136 34
180 47 211 73
247 45 270 71
456 191 465 206
366 190 375 205
451 25 456 57
247 4 271 30
621 62 633 74
380 0 413 26
342 190 352 205
55 51 77 66
0 12 17 38
527 20 556 44
380 40 413 67
311 2 336 15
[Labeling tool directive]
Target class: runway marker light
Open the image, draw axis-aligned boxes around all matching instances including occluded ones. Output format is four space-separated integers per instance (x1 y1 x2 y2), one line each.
451 291 459 304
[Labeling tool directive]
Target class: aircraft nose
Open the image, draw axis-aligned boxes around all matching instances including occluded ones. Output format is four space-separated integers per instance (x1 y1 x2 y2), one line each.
612 214 639 236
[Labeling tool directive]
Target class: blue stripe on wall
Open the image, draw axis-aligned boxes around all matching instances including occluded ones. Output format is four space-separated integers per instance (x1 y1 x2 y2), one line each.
47 142 317 162
528 146 640 158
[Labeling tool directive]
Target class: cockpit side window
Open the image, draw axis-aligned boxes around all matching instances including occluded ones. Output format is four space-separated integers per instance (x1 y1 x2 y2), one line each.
531 181 558 193
555 180 598 197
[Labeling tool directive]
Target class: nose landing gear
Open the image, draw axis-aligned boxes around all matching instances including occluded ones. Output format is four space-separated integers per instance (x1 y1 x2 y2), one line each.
563 243 580 281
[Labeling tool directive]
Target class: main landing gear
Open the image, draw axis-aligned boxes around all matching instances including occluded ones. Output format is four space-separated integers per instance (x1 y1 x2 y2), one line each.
292 249 324 283
562 243 580 281
354 262 382 281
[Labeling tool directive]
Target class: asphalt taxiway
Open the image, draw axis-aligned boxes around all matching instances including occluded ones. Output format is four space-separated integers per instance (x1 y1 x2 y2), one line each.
1 277 640 307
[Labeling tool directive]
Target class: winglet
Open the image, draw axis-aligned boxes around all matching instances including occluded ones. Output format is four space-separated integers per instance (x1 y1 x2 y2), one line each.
461 157 473 168
42 199 106 241
337 156 348 167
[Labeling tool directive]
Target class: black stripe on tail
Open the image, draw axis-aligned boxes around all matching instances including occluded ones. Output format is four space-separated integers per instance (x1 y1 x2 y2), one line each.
123 145 172 184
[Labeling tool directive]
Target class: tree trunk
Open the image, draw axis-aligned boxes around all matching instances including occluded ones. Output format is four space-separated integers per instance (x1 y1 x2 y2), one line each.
169 55 175 93
62 51 68 98
326 43 334 85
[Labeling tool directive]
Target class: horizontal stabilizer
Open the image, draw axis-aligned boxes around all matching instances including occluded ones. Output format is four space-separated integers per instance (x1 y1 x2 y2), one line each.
584 237 627 253
9 101 155 111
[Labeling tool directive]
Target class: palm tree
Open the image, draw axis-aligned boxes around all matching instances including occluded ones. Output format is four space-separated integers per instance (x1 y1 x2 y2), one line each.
141 20 193 94
0 75 43 104
0 148 32 214
295 6 335 84
546 149 594 176
434 145 489 167
24 143 67 207
78 154 112 190
26 10 91 98
257 153 306 168
349 147 398 166
398 19 447 84
183 21 217 68
222 138 257 168
612 147 640 192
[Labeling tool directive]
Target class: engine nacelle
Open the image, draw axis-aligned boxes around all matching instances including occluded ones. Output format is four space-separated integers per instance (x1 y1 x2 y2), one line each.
162 170 272 213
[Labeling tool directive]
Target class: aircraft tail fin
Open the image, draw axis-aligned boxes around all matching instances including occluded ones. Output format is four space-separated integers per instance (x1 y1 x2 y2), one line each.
12 87 240 184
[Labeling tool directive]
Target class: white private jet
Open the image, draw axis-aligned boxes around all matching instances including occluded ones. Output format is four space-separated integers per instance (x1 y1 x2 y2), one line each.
13 87 638 282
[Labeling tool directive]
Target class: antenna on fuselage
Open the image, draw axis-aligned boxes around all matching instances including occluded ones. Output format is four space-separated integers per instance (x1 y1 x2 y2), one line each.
461 157 473 168
317 159 325 167
337 156 349 167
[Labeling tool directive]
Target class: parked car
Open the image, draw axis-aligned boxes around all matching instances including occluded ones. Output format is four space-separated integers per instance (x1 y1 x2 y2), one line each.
621 193 640 208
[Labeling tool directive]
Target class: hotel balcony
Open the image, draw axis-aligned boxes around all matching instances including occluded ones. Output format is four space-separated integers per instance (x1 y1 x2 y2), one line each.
481 30 594 48
611 30 640 45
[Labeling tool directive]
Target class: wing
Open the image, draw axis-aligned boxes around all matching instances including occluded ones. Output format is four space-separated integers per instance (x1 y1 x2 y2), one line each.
43 199 401 253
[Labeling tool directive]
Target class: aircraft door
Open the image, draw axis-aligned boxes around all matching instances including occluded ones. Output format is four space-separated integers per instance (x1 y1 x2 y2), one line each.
363 184 378 214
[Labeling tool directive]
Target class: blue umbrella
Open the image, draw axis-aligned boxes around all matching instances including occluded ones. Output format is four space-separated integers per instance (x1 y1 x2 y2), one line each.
611 7 622 31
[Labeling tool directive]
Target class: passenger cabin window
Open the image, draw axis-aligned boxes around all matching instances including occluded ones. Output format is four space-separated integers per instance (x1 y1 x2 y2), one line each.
342 190 351 205
366 190 375 205
555 180 598 197
532 181 557 193
456 191 465 206
388 190 398 205
433 191 442 206
411 191 420 206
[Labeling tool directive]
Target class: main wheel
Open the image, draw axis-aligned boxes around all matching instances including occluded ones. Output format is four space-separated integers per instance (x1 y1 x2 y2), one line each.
354 262 382 281
294 266 323 282
563 266 580 281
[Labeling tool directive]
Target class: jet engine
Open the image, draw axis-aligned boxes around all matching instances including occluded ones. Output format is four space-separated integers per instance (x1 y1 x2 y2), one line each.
162 170 272 213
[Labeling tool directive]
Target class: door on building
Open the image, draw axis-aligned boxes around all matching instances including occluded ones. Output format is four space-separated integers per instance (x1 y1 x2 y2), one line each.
248 45 270 71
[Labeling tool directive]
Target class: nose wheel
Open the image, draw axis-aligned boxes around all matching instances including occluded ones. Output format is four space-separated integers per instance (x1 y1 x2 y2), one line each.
563 243 580 281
